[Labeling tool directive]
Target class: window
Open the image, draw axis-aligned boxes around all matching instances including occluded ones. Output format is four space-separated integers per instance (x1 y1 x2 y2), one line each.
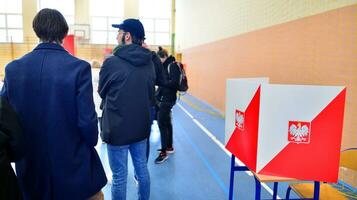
139 0 171 45
90 0 124 44
38 0 75 25
0 0 23 43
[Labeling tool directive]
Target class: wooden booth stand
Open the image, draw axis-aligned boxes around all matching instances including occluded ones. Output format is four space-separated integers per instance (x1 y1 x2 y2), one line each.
224 78 347 200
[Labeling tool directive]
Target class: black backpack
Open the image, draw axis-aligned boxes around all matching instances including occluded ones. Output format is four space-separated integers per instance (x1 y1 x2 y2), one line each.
168 62 189 92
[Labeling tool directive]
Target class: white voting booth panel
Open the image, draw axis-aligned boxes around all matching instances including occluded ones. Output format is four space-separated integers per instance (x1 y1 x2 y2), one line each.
225 78 269 172
225 79 346 182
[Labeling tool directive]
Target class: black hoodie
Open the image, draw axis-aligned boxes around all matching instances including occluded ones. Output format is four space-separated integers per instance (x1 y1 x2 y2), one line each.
98 44 155 145
156 55 180 102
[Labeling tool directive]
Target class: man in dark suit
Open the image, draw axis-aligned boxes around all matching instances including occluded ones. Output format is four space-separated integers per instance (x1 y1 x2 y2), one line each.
0 8 107 199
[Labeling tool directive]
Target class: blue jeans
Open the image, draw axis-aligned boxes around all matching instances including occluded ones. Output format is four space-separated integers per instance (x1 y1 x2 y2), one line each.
107 139 150 200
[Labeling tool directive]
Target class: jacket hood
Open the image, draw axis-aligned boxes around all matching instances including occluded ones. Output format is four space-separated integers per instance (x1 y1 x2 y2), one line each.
163 55 176 67
114 44 152 66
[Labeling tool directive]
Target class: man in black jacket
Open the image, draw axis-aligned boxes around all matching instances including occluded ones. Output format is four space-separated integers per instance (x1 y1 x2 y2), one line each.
145 46 167 161
98 19 154 200
154 47 181 164
0 96 24 200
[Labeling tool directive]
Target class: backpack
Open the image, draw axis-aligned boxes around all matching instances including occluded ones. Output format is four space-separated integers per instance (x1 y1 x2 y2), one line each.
168 62 189 92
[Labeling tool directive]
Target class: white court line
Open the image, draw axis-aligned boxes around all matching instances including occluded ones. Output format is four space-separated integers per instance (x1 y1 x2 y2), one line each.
177 103 281 199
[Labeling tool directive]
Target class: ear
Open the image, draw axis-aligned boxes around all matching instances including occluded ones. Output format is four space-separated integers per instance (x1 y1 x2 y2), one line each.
125 32 131 42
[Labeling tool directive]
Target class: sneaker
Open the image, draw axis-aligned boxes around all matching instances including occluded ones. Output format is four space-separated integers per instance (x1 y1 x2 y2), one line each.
157 147 175 154
155 152 168 164
166 147 175 154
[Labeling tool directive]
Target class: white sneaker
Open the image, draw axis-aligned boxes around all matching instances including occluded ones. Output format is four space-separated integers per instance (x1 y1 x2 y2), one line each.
157 147 175 154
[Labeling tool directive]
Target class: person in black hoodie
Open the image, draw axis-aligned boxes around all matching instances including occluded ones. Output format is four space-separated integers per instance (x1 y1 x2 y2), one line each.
143 44 167 161
0 96 25 200
131 43 167 185
154 47 181 164
98 19 155 200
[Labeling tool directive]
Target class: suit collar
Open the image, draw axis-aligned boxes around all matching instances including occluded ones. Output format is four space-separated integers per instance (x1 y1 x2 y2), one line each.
34 42 66 52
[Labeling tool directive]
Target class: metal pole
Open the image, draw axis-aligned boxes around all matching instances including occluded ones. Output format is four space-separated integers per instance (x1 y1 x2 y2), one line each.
228 155 235 200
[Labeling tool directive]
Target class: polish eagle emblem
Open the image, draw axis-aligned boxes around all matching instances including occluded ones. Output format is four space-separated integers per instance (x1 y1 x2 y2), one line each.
235 109 245 131
288 121 311 144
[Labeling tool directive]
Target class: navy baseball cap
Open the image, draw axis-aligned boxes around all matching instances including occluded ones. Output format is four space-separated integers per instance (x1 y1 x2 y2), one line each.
112 18 145 40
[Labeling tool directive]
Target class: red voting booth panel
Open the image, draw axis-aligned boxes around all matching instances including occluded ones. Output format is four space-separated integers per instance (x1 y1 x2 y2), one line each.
226 86 261 171
258 89 346 182
63 35 75 56
225 79 346 183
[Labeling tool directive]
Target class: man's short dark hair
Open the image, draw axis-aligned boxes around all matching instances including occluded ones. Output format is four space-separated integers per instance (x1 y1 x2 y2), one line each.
131 35 144 45
33 8 69 43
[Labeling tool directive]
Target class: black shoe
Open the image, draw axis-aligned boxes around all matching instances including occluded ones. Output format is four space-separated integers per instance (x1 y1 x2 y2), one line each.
155 152 168 164
156 147 175 154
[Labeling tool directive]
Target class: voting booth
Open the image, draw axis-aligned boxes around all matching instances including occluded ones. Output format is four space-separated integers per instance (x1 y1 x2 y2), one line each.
225 78 346 182
63 34 75 56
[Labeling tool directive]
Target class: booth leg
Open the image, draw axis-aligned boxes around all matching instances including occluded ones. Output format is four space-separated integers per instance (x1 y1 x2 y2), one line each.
228 155 235 200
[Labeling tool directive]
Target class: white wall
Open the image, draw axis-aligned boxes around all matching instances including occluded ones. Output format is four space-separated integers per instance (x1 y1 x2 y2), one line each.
175 0 357 51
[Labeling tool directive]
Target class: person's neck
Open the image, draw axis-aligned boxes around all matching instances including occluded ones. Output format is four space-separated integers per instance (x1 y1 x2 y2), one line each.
40 40 62 45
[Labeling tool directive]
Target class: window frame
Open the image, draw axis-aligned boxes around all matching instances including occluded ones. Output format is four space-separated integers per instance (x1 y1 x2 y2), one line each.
140 17 171 46
0 12 23 43
37 0 75 26
90 16 123 45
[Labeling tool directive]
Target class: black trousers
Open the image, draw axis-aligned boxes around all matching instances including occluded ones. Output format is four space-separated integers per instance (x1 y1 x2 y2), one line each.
157 101 175 152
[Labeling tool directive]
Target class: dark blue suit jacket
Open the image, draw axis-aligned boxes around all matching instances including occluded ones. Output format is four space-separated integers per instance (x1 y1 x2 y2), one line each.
1 43 107 199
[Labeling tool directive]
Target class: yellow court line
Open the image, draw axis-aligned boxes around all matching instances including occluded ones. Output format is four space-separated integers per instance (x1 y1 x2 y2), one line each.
179 95 225 119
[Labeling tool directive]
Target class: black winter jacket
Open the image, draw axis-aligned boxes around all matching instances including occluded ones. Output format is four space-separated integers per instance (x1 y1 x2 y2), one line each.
152 52 167 87
0 97 24 200
150 52 167 106
156 56 180 102
98 44 155 146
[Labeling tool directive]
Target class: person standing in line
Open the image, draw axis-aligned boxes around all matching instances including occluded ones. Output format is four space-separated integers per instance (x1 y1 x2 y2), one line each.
0 97 25 200
154 47 181 164
0 8 107 199
142 42 167 161
132 43 166 185
98 19 155 200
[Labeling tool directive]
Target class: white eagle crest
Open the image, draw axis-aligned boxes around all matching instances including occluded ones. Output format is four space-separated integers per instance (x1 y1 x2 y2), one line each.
236 112 244 129
289 123 309 142
237 113 244 125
